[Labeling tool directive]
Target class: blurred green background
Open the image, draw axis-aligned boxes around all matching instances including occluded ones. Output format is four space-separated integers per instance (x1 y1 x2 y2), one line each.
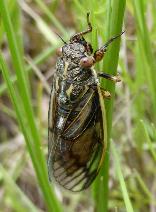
0 0 156 211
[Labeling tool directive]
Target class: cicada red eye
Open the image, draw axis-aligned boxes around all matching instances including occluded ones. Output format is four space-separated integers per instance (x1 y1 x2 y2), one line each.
56 47 62 56
80 56 95 68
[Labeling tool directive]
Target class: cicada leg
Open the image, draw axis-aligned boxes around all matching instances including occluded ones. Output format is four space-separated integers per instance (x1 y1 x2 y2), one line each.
70 12 92 41
90 84 111 99
97 72 121 99
98 72 121 83
101 89 111 99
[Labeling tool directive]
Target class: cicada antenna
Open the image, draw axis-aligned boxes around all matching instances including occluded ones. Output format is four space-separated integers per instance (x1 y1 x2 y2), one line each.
55 32 67 44
93 30 125 62
102 30 125 49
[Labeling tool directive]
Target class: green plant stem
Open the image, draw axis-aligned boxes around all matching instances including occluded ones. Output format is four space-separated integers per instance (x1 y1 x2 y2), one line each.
132 0 156 120
0 1 61 211
0 53 61 212
0 45 60 96
96 1 126 211
0 164 39 212
34 0 67 35
112 143 134 212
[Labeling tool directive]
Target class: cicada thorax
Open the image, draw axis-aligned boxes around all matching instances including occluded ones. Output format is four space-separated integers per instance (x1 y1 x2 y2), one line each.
54 44 97 131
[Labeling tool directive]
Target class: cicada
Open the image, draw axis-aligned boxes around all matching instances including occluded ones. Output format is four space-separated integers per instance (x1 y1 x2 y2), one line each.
48 13 123 192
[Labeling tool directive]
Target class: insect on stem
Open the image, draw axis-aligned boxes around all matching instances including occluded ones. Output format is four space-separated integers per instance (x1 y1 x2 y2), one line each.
48 13 124 192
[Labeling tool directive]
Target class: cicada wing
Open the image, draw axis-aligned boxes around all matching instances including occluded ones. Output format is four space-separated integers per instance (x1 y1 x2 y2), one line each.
48 74 58 181
52 88 105 191
63 88 96 140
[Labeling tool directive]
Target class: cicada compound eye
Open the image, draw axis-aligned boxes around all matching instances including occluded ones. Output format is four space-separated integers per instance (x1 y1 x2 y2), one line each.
80 56 95 68
56 47 63 56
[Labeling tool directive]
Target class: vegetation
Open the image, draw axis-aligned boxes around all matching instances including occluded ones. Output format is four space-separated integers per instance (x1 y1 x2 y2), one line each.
0 0 156 211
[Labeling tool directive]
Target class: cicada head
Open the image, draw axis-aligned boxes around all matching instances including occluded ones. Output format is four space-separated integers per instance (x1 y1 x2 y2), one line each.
57 36 94 69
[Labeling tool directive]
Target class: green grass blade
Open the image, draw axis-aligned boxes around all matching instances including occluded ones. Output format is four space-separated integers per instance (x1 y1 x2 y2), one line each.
94 1 126 211
134 170 153 201
0 53 62 212
0 165 39 212
20 1 58 45
0 0 47 179
0 45 60 96
132 0 156 119
0 0 62 210
140 120 156 162
112 142 134 212
34 0 67 35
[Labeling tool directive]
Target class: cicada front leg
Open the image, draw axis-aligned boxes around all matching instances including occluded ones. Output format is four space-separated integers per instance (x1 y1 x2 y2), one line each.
70 12 92 42
98 72 121 99
98 72 121 83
